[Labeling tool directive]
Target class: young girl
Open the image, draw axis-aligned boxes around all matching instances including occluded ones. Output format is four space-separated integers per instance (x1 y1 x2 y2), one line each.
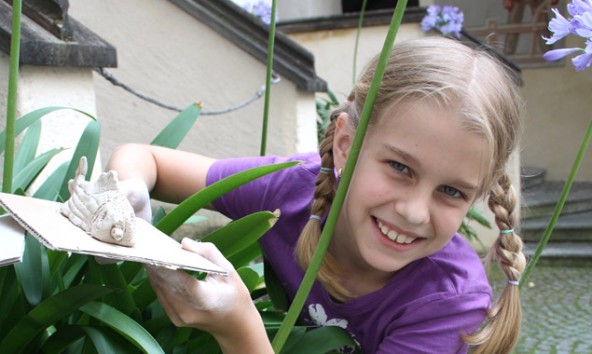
108 36 526 353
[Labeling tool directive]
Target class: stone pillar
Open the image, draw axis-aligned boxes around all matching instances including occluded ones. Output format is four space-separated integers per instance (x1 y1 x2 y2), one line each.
0 0 116 187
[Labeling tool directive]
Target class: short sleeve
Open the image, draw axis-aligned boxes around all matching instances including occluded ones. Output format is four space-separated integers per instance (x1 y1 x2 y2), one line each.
206 153 319 220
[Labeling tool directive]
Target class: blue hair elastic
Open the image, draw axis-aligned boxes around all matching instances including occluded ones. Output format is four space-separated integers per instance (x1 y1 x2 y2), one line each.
508 280 520 286
319 167 332 174
310 215 322 221
501 229 514 234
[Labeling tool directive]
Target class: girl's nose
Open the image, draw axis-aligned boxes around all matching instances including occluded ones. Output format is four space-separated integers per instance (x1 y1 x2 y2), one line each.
394 189 431 226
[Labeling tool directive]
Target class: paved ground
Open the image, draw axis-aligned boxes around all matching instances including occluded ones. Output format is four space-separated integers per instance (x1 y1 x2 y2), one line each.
491 265 592 353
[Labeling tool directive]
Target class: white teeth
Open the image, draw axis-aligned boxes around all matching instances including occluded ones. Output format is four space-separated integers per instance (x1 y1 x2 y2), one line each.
387 230 398 241
376 219 417 244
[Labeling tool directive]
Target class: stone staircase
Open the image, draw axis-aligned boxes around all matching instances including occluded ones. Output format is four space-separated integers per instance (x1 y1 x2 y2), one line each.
520 167 592 265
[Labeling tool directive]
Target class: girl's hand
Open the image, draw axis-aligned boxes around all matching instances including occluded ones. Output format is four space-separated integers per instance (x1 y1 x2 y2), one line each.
145 238 273 353
117 178 152 222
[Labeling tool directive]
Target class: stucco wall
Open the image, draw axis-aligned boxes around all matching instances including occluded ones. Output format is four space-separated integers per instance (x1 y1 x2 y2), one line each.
520 35 592 181
287 23 426 102
68 0 314 166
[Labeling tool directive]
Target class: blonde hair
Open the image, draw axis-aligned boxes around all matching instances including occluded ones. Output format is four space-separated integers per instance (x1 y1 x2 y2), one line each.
295 36 526 353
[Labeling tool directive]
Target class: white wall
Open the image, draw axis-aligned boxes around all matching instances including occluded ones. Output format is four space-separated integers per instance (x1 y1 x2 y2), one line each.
68 0 310 166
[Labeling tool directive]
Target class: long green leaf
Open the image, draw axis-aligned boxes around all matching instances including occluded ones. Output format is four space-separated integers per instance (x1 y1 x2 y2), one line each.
41 324 85 354
2 0 22 194
227 241 262 268
156 161 299 235
58 120 101 200
33 161 69 201
151 103 201 148
521 120 592 287
82 325 136 354
14 234 50 306
0 284 112 353
0 106 96 154
0 267 22 338
237 266 260 294
272 1 409 351
80 301 164 354
260 0 278 156
89 259 138 319
14 119 41 173
201 210 279 258
352 0 369 84
13 147 64 193
282 326 357 354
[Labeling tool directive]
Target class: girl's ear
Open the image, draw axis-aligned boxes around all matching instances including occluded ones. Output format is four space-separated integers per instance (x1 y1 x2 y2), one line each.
333 112 354 169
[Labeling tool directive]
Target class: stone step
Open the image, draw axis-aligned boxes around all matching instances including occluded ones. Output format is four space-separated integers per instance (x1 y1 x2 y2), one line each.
521 166 546 190
521 210 592 242
523 242 592 266
521 181 592 220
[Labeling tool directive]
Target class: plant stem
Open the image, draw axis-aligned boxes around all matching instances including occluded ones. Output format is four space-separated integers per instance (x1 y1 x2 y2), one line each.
259 0 277 157
352 0 368 85
3 0 22 194
270 2 408 352
520 120 592 288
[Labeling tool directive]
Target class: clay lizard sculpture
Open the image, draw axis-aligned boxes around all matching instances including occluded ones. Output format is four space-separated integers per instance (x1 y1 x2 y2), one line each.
60 156 136 247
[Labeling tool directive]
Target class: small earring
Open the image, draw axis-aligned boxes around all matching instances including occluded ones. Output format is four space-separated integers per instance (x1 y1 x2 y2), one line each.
338 168 343 178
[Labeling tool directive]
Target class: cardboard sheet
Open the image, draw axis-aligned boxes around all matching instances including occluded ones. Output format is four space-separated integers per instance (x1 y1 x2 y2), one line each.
0 214 26 266
0 192 227 275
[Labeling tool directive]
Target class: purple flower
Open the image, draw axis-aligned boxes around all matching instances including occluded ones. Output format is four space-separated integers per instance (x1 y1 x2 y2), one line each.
421 5 464 39
242 0 278 25
543 47 582 61
544 0 592 71
544 8 574 44
568 0 592 16
572 40 592 71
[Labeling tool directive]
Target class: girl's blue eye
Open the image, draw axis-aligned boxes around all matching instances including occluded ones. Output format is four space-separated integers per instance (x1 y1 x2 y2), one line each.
440 185 464 199
389 161 410 175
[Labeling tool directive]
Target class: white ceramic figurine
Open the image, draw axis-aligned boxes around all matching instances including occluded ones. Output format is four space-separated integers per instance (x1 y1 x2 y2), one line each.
61 156 136 247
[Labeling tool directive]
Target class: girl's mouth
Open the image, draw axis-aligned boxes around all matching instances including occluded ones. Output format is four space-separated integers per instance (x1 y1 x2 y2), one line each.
375 217 418 245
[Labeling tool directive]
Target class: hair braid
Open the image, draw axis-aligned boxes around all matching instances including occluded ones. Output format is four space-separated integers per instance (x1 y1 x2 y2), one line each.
466 172 526 353
295 108 352 302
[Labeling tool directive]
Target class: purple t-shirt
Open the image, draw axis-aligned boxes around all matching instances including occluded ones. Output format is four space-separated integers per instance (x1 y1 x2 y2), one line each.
207 152 492 353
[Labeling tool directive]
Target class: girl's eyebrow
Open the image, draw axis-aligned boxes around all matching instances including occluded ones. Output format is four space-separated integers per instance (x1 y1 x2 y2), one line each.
383 144 420 167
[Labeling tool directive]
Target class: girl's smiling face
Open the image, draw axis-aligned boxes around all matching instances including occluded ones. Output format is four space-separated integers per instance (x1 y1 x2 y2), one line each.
332 101 489 281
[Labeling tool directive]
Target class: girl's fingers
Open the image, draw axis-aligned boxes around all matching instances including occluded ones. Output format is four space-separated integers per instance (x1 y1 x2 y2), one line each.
181 238 234 272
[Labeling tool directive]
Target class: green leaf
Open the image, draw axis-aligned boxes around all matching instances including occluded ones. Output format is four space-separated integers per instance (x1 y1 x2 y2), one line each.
282 326 357 354
152 206 166 225
272 1 408 351
237 267 260 293
466 207 491 228
61 254 89 289
59 120 101 201
13 119 41 173
226 241 262 268
41 325 86 354
13 148 64 193
32 161 68 201
14 234 50 305
0 284 112 353
264 260 289 312
0 106 96 154
156 161 299 235
82 325 136 354
89 259 138 319
80 301 164 354
151 103 201 148
202 210 279 258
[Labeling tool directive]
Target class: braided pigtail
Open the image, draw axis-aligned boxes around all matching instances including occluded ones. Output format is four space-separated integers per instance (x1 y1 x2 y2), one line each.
465 172 526 353
295 107 352 302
